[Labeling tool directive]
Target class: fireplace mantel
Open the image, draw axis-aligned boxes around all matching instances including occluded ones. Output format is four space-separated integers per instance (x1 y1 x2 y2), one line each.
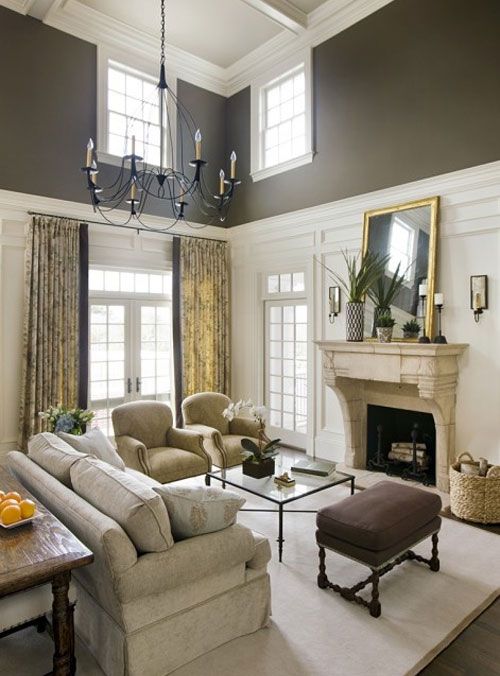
315 341 468 491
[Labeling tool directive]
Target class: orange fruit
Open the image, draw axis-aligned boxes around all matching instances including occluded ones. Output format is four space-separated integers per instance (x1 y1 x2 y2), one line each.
19 499 36 519
0 491 5 502
3 491 21 503
1 504 22 525
0 498 20 513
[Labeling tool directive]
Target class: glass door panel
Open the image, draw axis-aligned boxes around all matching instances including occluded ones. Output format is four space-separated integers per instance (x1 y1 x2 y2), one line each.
265 300 308 447
137 302 172 403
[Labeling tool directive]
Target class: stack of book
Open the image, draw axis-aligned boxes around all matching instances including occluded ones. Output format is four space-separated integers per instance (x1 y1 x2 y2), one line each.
291 460 337 477
388 443 429 468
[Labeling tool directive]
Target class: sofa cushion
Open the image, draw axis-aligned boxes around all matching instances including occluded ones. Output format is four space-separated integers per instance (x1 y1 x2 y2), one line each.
59 428 126 470
71 457 174 553
316 481 442 552
28 432 89 488
154 485 245 540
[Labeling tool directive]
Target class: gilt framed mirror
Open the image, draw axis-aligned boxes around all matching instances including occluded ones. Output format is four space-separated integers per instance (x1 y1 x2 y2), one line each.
362 196 439 340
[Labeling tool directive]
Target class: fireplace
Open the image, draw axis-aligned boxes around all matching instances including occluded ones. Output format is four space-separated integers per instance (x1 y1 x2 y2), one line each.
366 405 436 485
316 341 467 492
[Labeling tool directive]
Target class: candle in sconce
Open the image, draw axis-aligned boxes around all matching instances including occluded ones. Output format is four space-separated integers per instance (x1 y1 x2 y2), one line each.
434 293 444 306
230 151 237 179
130 180 137 201
419 283 428 297
86 138 94 167
474 292 482 310
195 129 202 160
219 169 225 195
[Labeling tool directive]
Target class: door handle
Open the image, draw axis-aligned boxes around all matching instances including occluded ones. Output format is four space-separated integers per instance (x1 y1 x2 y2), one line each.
136 377 141 393
127 377 132 394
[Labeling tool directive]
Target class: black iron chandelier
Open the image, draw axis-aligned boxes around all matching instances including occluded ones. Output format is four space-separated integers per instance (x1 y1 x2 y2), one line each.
81 0 239 230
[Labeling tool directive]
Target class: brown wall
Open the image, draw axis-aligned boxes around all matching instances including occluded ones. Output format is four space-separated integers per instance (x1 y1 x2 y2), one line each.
226 0 500 226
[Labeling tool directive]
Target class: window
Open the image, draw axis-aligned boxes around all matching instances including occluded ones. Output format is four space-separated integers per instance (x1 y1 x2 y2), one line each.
388 217 416 282
267 272 305 294
89 268 172 436
251 50 313 182
105 60 161 166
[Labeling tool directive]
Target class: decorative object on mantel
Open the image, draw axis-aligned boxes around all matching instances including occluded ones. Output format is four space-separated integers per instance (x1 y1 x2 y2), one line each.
433 293 447 344
362 197 439 341
81 0 239 230
375 313 396 343
222 400 280 478
318 251 388 342
367 262 407 337
449 452 500 524
328 286 341 323
418 281 431 343
402 319 421 340
470 275 488 322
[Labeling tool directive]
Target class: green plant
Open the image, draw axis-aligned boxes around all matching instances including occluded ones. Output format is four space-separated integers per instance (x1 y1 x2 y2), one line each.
241 437 281 463
402 319 420 334
376 313 396 328
38 404 95 435
367 262 408 309
317 250 390 303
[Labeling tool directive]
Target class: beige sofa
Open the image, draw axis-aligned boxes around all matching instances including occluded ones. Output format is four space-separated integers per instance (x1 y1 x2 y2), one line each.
7 438 271 676
182 392 262 468
112 400 211 483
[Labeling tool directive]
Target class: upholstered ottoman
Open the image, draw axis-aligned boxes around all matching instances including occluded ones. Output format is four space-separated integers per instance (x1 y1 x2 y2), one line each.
316 481 442 617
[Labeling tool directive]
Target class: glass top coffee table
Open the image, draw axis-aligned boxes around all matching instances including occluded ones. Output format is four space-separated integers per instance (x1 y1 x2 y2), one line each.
207 457 354 562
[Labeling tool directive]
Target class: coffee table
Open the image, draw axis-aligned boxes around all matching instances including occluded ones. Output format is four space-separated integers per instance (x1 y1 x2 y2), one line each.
207 458 354 562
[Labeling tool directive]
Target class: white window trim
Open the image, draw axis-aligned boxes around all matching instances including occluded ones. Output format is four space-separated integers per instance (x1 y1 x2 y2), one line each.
250 48 314 183
97 45 177 168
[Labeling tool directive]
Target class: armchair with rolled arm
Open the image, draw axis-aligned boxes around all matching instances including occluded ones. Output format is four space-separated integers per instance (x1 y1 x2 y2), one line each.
182 392 262 468
112 400 211 484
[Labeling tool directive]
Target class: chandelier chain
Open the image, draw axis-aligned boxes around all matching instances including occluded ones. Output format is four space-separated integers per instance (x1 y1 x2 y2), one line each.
160 0 166 66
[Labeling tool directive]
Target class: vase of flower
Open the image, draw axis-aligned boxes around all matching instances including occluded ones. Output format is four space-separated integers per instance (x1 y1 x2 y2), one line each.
39 404 95 435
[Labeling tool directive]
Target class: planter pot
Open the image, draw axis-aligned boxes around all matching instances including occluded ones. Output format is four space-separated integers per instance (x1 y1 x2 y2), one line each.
376 326 393 343
242 457 275 479
403 331 419 340
372 306 390 338
345 302 365 342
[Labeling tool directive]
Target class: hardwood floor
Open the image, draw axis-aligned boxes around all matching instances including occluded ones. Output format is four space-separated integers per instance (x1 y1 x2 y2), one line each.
420 511 499 676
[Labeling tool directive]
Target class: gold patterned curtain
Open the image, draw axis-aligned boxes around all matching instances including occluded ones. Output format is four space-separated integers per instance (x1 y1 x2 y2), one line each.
19 216 83 450
178 237 230 399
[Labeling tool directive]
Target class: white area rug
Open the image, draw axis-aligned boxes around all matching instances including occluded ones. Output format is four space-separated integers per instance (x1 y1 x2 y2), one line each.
171 483 500 676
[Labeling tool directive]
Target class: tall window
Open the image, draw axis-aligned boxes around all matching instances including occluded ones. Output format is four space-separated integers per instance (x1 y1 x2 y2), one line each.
388 217 415 281
107 61 161 166
262 66 306 169
89 268 172 436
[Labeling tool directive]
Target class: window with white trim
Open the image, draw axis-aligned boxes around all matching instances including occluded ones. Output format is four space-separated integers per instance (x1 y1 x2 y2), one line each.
106 60 161 166
251 49 313 182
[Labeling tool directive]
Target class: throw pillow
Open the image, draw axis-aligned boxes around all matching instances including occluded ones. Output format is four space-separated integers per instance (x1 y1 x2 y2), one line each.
58 428 126 470
28 432 89 488
153 485 245 540
71 457 174 553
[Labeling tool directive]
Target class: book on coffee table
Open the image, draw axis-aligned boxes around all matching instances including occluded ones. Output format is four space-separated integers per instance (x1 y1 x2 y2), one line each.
291 460 337 477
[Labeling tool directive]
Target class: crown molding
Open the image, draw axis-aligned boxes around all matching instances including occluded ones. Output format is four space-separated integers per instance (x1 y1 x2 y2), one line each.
0 0 32 13
0 188 229 241
241 0 307 34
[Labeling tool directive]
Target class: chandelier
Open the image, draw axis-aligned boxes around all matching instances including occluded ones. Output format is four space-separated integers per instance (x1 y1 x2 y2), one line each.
81 0 239 230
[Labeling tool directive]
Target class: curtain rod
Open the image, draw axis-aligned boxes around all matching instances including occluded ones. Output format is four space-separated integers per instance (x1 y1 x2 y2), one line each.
27 211 227 243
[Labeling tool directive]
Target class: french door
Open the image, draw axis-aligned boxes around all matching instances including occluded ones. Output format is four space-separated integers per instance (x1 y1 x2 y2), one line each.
89 299 172 436
265 299 308 447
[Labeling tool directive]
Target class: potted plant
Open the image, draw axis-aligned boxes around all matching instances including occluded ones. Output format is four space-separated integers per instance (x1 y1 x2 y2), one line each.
375 313 396 343
402 319 421 339
318 251 389 342
222 400 281 478
367 263 407 337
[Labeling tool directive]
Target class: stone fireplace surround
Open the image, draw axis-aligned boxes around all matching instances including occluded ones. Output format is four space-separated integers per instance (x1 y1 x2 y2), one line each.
316 341 468 492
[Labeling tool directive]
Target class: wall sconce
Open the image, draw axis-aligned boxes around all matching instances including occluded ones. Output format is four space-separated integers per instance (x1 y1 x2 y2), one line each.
470 275 488 322
329 286 341 323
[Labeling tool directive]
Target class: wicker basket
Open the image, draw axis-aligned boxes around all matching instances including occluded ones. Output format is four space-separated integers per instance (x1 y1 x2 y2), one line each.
449 452 500 524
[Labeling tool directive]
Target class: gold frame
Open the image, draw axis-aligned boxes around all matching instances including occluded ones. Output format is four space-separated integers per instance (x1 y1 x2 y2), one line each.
362 196 440 340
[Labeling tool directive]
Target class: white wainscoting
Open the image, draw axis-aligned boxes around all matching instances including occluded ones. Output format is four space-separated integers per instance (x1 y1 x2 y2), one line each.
228 160 500 465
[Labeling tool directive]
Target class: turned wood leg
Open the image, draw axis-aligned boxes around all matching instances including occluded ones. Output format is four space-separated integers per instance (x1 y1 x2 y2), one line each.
317 546 328 589
52 572 73 676
369 569 381 618
430 532 440 572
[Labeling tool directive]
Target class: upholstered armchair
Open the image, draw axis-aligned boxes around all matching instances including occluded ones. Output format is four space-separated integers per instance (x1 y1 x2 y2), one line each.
182 392 262 468
112 401 211 484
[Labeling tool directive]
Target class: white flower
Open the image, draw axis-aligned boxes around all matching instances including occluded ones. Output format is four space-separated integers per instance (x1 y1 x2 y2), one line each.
222 404 235 421
254 406 267 421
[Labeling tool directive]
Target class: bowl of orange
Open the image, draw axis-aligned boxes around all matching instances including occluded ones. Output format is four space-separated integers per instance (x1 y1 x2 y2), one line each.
0 489 38 529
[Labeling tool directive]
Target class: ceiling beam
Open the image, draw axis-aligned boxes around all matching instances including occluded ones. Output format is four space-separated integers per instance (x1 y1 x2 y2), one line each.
241 0 308 34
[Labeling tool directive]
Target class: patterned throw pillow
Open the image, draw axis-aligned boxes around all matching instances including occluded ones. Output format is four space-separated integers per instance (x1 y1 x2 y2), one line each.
153 485 245 540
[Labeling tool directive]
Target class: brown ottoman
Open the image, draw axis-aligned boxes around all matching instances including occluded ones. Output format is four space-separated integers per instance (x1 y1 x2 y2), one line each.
316 481 442 617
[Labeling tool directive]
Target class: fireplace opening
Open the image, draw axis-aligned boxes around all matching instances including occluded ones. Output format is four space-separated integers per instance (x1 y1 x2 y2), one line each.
366 404 436 486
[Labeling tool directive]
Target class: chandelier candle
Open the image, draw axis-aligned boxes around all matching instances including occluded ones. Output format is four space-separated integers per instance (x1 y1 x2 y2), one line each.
80 0 240 230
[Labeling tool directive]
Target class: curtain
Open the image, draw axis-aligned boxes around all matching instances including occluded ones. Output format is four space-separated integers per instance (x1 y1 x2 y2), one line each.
18 216 88 450
176 236 230 404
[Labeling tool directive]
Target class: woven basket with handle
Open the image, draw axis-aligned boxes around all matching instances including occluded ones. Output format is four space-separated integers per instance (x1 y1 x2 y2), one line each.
449 452 500 524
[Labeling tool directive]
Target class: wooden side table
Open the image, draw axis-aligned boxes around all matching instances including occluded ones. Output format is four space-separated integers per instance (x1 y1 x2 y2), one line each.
0 466 93 675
